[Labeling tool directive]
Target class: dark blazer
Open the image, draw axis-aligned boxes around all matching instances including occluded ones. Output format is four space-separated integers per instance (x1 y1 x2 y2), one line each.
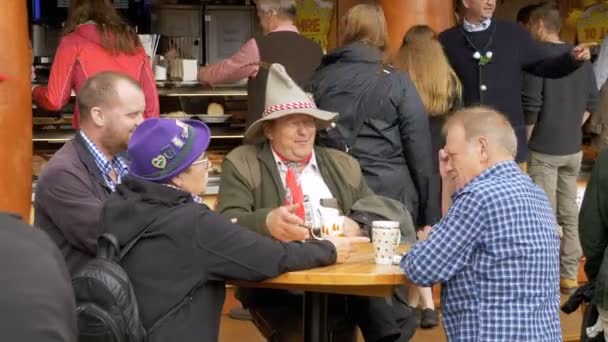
34 133 112 274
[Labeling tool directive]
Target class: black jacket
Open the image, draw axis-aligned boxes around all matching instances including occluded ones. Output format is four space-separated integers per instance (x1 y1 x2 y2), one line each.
309 42 438 226
101 177 336 342
0 213 77 342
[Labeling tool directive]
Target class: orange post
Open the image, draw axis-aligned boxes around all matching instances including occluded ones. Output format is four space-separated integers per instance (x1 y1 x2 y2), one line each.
0 1 32 221
379 0 454 56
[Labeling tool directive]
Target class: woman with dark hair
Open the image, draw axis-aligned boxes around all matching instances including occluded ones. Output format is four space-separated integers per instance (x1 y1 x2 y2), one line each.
32 0 159 129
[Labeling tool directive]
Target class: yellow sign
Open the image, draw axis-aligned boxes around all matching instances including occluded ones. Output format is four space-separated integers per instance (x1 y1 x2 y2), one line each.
296 0 335 52
577 3 608 43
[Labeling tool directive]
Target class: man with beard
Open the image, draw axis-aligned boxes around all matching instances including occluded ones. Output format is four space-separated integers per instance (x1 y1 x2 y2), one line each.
34 71 145 274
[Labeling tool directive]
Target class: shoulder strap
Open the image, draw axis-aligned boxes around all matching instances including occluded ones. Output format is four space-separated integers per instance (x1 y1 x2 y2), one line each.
118 217 159 260
344 65 393 151
118 228 148 260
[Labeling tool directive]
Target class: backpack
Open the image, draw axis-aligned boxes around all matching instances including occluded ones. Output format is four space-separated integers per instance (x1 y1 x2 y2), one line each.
72 232 147 342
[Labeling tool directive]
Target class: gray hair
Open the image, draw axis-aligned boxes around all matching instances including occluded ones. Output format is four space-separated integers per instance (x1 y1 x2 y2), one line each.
444 106 518 159
255 0 297 19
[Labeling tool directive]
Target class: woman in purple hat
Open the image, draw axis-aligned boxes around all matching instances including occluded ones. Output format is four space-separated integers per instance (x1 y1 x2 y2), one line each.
98 117 368 342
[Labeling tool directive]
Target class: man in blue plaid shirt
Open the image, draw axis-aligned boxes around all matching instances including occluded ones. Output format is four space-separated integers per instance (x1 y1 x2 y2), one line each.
402 107 561 341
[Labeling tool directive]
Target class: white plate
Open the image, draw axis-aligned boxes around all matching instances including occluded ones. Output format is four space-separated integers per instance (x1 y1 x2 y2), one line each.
198 114 232 124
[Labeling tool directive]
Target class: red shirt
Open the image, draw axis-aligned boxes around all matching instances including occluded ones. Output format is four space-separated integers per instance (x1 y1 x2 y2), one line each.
32 23 159 128
197 24 299 87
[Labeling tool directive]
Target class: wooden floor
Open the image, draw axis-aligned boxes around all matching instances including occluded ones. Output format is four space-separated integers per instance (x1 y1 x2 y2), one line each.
218 295 583 342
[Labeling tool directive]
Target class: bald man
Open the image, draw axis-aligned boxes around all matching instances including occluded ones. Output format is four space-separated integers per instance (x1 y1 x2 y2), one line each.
401 107 561 341
35 71 146 274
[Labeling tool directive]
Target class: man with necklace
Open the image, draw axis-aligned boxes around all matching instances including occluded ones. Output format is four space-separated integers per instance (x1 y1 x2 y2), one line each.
440 0 591 165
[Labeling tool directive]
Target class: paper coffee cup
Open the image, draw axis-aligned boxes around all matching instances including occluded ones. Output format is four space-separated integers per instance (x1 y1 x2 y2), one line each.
154 65 167 81
372 221 401 265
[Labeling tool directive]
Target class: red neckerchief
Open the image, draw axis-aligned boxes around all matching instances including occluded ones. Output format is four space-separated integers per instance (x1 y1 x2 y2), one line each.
273 149 312 220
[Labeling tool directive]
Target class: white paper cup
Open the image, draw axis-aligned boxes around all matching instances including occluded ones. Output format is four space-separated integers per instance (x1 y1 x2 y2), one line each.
154 65 167 81
372 221 401 265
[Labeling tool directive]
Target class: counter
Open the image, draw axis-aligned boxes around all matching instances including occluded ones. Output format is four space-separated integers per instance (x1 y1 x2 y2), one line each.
33 125 245 143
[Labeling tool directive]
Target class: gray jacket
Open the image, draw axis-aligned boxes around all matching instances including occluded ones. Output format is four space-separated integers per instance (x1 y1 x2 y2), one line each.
34 133 111 274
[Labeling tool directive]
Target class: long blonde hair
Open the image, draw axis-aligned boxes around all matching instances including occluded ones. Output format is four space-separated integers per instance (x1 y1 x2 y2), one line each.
340 3 390 55
395 25 462 116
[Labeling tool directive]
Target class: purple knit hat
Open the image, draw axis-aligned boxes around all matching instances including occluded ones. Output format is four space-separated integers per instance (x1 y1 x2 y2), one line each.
128 118 211 182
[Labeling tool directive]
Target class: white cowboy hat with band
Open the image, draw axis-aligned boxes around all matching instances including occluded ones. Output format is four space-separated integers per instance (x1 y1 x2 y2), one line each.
244 63 337 141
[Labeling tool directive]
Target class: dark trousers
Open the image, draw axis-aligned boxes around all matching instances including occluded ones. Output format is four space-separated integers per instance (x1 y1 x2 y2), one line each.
247 286 417 342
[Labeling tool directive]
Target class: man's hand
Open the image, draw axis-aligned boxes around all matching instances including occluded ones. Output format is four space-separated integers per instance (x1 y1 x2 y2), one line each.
417 225 432 242
342 216 363 236
266 204 309 241
324 236 370 263
571 44 591 61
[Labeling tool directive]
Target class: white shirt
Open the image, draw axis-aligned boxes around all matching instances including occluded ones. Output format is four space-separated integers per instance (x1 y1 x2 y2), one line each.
271 149 341 229
463 18 492 32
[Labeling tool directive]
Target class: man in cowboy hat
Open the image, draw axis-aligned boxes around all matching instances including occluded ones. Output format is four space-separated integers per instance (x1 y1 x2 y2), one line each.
99 117 367 342
217 63 418 341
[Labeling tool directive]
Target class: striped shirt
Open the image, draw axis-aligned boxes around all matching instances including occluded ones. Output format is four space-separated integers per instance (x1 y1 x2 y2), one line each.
401 161 561 341
79 131 128 192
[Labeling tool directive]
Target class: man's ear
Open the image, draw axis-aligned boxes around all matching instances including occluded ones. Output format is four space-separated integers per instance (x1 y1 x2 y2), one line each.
538 20 547 39
90 107 105 127
263 122 274 141
170 175 183 189
462 0 469 9
478 136 490 162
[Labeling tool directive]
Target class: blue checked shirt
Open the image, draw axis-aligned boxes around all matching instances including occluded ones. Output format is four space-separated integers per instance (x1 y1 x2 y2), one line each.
79 131 128 192
401 161 561 341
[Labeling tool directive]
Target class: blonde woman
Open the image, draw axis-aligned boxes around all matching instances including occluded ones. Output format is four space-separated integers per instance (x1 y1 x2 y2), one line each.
394 24 463 329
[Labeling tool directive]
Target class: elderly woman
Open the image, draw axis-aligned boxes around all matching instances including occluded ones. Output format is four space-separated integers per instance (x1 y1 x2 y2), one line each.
218 63 417 341
99 117 367 342
198 0 322 127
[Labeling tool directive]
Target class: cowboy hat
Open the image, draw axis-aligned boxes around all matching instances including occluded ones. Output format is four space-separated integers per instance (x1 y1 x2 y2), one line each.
244 63 337 140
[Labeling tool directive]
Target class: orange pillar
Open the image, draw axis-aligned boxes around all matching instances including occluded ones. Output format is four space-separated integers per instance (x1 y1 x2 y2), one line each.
379 0 454 56
0 1 32 221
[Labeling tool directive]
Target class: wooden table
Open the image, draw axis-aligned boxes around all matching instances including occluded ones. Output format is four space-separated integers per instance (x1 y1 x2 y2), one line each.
229 243 409 342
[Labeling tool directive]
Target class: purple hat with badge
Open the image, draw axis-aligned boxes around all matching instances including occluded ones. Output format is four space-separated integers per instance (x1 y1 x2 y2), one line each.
128 118 211 182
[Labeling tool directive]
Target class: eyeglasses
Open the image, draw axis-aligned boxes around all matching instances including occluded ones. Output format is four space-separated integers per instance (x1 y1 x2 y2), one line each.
192 157 211 170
